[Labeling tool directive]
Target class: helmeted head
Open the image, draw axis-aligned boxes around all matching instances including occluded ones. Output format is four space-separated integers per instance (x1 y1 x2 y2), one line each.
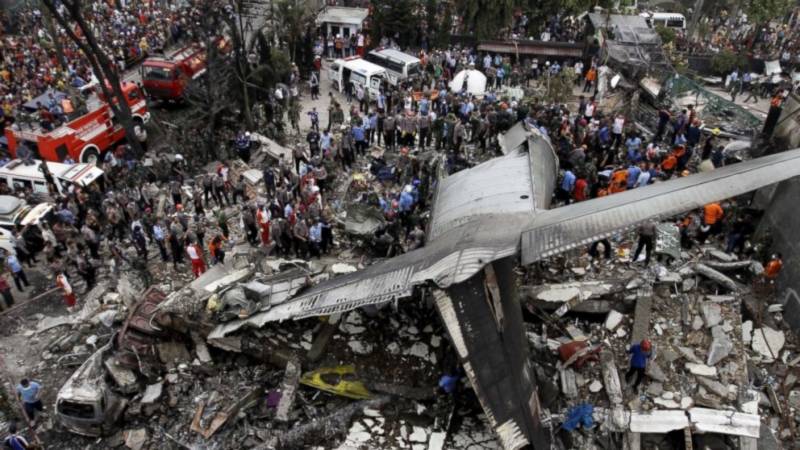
640 339 652 352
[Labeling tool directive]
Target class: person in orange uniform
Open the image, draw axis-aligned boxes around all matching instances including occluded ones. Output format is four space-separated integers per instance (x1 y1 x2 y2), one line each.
610 167 628 193
764 253 783 281
699 202 724 242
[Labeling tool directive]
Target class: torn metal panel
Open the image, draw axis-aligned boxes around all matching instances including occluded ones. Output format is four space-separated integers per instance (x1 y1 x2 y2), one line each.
530 130 558 211
497 122 528 155
522 148 800 264
688 408 760 438
629 410 689 433
344 203 386 236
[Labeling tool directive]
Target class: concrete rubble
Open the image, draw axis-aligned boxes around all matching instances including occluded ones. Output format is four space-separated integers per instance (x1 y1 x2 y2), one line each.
2 144 799 450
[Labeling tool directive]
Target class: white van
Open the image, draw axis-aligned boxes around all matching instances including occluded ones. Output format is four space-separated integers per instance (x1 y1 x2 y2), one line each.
364 48 422 86
0 159 104 196
642 12 686 30
328 57 387 98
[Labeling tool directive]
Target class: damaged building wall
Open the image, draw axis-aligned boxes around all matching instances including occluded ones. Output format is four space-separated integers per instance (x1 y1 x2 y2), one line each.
759 178 800 330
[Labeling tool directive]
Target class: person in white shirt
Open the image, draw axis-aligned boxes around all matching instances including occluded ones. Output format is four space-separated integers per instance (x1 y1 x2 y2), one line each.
611 114 625 149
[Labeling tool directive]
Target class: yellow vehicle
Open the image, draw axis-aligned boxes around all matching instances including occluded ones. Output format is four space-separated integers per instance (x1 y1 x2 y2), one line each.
299 365 372 400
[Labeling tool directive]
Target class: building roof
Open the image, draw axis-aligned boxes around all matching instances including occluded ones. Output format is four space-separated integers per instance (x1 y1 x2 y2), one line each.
316 6 368 26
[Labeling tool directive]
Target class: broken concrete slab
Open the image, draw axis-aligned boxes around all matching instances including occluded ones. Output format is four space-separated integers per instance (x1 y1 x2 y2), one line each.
124 428 148 450
605 310 624 331
701 303 723 328
560 368 578 398
692 315 704 331
629 410 688 433
600 350 623 405
697 377 729 398
676 346 703 364
653 397 680 409
141 382 163 404
694 264 740 292
688 407 760 438
191 332 213 364
589 380 604 393
645 360 667 382
751 326 785 359
707 336 733 366
742 320 753 343
275 358 301 422
685 363 717 377
105 356 138 395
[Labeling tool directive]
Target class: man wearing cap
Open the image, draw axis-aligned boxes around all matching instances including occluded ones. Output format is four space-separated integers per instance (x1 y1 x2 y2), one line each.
625 339 652 390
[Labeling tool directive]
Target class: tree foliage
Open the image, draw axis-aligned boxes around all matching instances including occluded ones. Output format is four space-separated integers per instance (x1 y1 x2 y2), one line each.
370 0 419 48
746 0 793 24
711 49 747 75
655 25 676 45
461 0 516 40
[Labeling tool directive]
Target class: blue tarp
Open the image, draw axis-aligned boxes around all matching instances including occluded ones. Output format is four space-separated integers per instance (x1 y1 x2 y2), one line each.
562 403 594 431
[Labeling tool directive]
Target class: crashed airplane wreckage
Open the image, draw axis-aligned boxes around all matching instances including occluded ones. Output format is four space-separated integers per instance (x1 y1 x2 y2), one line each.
204 124 800 449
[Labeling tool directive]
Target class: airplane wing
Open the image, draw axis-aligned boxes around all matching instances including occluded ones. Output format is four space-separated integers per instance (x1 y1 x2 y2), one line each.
209 149 542 339
521 148 800 265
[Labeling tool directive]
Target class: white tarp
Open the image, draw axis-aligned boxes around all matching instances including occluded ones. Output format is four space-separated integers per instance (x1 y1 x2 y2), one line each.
449 69 487 97
764 60 782 76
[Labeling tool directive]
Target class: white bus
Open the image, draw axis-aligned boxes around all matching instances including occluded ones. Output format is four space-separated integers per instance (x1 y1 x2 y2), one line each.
328 57 387 98
643 12 686 30
364 48 422 86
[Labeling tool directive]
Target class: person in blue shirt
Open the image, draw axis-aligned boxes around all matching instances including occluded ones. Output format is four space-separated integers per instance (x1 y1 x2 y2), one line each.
4 251 29 292
16 378 43 422
558 169 576 204
399 189 415 213
352 124 366 155
625 339 652 390
626 164 641 189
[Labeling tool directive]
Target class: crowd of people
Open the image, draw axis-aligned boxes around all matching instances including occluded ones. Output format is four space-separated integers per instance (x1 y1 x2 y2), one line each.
0 0 200 120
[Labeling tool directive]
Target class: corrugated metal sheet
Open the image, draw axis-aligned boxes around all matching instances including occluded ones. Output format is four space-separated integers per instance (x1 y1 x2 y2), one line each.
498 123 528 155
689 408 760 438
521 148 800 265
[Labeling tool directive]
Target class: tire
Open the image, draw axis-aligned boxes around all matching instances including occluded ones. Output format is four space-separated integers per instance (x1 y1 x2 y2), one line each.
81 146 100 165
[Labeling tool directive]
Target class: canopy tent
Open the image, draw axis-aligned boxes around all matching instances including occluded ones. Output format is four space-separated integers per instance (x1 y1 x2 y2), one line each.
449 69 487 97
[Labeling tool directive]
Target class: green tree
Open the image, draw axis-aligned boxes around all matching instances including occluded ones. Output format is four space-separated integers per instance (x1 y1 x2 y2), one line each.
460 0 516 40
655 25 676 45
711 49 747 75
746 0 793 25
370 0 419 48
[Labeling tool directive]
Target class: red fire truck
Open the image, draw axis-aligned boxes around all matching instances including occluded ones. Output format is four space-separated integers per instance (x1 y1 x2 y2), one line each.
2 82 150 164
141 38 230 101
